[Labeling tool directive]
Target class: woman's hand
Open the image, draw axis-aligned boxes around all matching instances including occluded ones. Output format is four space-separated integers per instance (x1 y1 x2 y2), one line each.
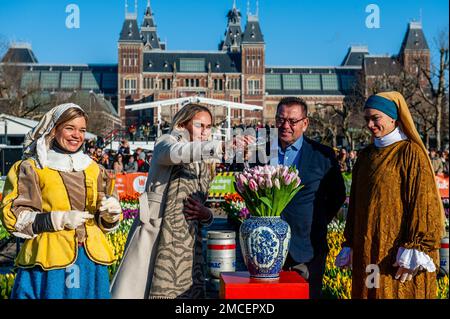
99 196 122 223
394 264 421 283
234 135 256 149
183 196 212 222
394 267 415 283
222 135 257 160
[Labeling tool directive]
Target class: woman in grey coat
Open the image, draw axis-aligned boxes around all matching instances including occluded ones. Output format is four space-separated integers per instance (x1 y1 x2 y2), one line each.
111 103 253 299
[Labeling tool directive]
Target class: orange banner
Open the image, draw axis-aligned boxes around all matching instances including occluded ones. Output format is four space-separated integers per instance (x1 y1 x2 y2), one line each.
113 173 148 197
436 174 449 198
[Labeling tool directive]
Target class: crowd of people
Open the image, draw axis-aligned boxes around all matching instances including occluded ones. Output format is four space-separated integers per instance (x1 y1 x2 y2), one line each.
84 131 449 178
84 139 152 174
336 147 449 175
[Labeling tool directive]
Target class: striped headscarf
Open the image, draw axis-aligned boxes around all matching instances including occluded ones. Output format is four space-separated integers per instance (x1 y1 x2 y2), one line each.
23 103 86 168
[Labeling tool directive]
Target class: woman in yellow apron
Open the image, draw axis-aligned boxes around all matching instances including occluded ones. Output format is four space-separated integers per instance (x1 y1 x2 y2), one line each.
1 103 122 299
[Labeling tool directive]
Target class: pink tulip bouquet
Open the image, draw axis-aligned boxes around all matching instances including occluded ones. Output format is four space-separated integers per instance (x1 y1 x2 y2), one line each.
234 165 303 217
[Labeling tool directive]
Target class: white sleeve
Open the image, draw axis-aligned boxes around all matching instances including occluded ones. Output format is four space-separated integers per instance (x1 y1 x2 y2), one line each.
395 247 436 272
12 210 39 239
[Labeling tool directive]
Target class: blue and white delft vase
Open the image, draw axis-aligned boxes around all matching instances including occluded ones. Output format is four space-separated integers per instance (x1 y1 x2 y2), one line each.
239 217 291 279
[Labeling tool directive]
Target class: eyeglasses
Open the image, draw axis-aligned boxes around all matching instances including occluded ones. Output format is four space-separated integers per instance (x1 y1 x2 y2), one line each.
275 116 307 127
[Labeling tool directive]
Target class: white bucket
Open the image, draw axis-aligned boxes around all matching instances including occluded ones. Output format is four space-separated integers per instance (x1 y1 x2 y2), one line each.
440 237 449 275
207 231 236 279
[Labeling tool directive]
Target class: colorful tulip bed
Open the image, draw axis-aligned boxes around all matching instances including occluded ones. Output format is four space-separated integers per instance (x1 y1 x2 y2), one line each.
0 194 449 299
325 220 449 299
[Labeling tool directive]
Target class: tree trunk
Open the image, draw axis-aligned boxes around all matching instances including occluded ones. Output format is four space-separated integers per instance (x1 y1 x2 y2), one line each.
436 47 447 151
436 105 442 150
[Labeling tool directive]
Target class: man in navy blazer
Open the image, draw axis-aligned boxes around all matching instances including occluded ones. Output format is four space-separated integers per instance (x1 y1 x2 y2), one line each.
262 97 346 299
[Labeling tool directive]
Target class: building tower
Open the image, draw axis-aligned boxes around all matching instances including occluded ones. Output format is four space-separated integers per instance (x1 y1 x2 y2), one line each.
399 21 430 87
220 0 243 52
118 0 143 126
141 0 165 51
241 0 265 121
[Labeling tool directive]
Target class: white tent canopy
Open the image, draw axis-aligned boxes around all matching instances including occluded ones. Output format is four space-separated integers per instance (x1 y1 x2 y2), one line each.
125 96 263 139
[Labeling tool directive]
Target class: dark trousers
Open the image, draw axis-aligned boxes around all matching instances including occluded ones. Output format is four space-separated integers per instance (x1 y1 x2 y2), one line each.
283 251 328 299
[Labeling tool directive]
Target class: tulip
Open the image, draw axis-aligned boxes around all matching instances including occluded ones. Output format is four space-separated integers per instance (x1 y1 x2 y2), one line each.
239 207 250 219
274 178 281 190
258 176 265 189
294 176 301 188
289 172 298 185
265 177 273 188
248 179 258 192
239 174 249 186
236 179 245 193
263 165 272 176
283 172 293 185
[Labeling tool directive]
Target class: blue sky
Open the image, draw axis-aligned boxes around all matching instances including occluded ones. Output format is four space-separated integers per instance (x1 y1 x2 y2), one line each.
0 0 448 66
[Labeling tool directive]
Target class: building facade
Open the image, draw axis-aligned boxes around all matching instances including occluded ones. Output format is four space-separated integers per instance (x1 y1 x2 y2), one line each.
118 1 430 128
1 1 431 136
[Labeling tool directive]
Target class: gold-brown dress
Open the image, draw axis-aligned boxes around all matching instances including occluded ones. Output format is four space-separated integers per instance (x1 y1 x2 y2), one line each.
343 140 442 299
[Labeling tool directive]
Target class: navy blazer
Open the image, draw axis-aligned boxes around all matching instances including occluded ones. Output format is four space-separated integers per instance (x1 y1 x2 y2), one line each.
254 136 346 263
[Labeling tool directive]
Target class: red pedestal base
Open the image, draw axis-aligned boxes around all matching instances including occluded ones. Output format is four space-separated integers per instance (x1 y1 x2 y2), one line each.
219 271 309 299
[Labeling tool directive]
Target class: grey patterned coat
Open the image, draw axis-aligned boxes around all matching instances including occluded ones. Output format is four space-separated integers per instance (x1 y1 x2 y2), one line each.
110 133 222 299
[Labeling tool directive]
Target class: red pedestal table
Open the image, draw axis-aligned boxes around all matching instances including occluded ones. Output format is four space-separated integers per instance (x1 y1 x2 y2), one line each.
219 271 309 299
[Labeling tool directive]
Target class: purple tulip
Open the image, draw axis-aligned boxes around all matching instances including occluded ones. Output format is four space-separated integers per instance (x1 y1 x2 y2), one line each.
239 207 250 219
236 179 245 193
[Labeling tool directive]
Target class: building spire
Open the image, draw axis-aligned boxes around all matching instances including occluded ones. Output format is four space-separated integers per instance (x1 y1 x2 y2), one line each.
135 0 138 14
256 0 259 17
233 0 236 10
125 0 128 17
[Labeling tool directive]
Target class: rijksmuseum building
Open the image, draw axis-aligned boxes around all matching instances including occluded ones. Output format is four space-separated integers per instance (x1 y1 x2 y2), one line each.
117 1 430 127
1 1 430 129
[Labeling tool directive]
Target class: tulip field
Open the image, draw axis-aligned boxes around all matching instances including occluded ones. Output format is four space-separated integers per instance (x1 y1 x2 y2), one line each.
0 194 449 299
